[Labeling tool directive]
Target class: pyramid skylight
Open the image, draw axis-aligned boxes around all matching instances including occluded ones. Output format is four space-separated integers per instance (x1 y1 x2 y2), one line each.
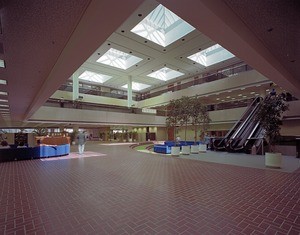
147 67 184 81
97 48 143 70
188 44 235 67
131 4 195 47
79 71 112 84
122 82 151 91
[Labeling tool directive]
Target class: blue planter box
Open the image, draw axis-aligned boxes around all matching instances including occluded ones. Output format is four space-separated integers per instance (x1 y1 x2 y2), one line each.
0 144 70 162
154 145 171 154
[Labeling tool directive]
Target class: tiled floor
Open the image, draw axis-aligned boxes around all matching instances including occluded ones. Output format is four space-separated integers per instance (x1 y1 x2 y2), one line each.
0 142 299 235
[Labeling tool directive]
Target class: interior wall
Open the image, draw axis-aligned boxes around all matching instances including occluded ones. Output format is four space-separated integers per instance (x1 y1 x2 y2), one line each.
281 120 300 136
156 127 167 141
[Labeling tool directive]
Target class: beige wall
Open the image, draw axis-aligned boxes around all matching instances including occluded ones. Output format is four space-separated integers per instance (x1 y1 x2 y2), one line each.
281 120 300 136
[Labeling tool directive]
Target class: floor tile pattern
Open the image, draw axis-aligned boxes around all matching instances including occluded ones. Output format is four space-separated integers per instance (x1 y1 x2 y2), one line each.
0 143 299 234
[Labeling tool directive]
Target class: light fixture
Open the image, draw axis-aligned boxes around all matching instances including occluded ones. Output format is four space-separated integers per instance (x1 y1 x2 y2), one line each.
0 91 8 96
0 79 7 85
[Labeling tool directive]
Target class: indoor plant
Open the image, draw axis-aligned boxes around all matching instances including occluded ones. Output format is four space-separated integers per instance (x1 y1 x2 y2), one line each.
178 96 191 155
255 93 289 168
166 99 181 156
189 97 210 153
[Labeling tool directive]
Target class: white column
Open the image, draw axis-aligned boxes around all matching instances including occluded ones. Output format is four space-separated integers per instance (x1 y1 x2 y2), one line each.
72 72 79 101
127 75 133 108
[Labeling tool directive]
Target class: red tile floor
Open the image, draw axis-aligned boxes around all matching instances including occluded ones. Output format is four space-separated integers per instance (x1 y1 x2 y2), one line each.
0 142 299 234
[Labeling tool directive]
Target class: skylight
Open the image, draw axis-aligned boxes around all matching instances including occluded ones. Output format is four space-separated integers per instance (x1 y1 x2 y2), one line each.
97 48 142 70
79 71 112 84
131 4 195 47
147 67 184 81
122 82 151 91
188 44 235 67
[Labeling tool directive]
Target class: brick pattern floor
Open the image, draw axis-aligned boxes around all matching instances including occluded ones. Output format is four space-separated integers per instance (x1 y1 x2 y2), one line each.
0 143 299 234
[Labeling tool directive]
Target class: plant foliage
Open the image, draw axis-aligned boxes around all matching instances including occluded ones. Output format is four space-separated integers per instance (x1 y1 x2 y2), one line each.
255 94 289 152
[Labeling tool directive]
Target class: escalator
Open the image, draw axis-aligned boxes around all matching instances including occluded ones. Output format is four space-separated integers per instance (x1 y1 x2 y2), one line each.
243 124 265 154
227 98 262 152
214 97 262 151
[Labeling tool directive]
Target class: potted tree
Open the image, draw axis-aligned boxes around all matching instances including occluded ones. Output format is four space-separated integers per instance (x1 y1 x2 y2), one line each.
166 99 181 156
178 96 191 155
255 93 289 168
198 105 211 153
189 97 211 153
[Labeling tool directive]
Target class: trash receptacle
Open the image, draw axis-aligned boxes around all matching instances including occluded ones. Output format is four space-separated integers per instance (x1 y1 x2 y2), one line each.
251 145 257 155
296 138 300 158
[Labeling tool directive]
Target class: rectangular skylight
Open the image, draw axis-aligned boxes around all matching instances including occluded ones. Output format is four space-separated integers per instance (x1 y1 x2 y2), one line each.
131 4 195 47
0 59 5 68
147 67 184 81
122 82 151 91
79 71 112 84
188 44 235 67
97 48 142 70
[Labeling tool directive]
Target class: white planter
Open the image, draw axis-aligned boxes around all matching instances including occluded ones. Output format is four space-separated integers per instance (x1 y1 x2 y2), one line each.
191 145 199 154
171 146 180 156
199 143 207 153
265 152 282 168
181 145 190 155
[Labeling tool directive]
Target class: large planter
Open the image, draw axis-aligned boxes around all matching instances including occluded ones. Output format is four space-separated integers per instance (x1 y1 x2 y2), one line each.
199 143 207 153
265 152 282 168
191 145 199 154
181 145 190 155
171 146 180 156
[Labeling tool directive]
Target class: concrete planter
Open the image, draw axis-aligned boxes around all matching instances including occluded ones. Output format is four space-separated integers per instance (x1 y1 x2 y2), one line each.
171 146 180 156
199 143 207 153
265 152 282 168
191 145 199 154
181 145 190 155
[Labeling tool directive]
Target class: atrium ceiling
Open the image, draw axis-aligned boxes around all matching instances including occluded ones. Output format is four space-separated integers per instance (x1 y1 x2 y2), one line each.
0 0 299 127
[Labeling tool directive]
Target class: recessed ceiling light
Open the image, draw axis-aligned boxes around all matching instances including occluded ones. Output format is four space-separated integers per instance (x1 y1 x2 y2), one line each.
240 88 245 90
0 91 8 96
238 94 243 96
226 96 231 98
0 60 5 68
243 96 247 98
0 79 7 85
0 99 8 102
216 98 220 100
0 104 9 107
250 92 255 94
